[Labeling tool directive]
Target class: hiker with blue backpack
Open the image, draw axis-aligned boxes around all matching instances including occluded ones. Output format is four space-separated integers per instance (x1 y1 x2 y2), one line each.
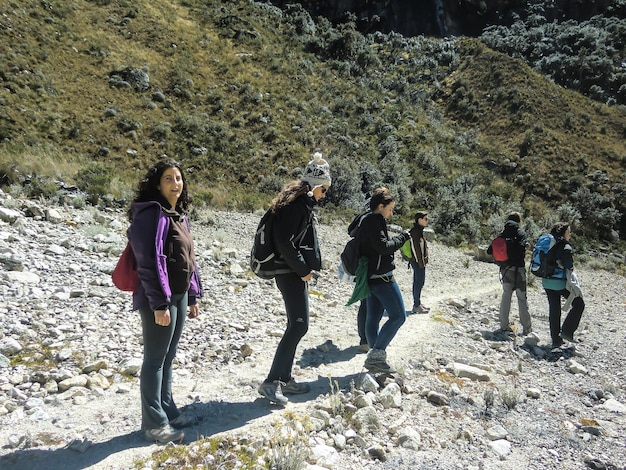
535 221 585 348
487 212 532 337
257 152 331 405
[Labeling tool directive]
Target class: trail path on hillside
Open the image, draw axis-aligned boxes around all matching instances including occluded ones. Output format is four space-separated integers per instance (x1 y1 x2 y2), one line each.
1 209 624 470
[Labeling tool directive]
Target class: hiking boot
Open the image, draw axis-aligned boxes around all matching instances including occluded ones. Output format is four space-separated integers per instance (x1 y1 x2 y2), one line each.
551 337 565 349
145 425 184 444
282 379 311 395
412 304 430 314
561 332 577 343
358 343 370 353
497 328 515 340
364 349 396 374
169 414 195 429
258 380 288 405
522 327 533 336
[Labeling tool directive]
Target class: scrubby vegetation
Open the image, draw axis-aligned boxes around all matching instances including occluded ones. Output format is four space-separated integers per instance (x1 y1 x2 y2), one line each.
480 0 626 106
0 0 624 256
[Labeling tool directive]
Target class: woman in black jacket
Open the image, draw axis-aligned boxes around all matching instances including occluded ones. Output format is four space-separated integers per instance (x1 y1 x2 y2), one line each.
359 188 410 374
542 221 585 347
408 210 430 314
257 152 331 405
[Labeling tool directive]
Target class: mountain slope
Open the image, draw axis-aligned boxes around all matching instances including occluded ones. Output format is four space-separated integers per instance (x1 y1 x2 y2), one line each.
0 0 624 246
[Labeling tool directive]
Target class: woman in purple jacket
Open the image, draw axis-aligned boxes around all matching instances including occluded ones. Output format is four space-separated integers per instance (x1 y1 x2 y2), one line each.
127 159 203 444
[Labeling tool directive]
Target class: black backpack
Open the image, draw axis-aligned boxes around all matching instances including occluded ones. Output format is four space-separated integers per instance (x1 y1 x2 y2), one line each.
249 209 308 279
250 209 278 279
340 238 360 277
339 211 370 277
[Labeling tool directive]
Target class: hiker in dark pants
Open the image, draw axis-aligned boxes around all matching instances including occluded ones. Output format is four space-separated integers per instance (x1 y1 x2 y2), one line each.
407 211 430 314
128 159 203 444
542 222 585 348
357 300 368 352
257 152 331 405
488 212 532 336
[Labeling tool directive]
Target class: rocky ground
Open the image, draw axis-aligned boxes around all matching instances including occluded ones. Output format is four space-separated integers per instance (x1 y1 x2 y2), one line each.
0 194 625 470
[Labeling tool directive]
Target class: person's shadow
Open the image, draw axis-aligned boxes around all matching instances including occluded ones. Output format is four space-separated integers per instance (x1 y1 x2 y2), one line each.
521 342 577 362
481 328 578 362
296 340 361 367
0 399 274 470
0 372 363 470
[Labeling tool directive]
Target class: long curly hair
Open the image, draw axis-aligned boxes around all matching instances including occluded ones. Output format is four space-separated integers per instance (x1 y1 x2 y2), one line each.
127 159 190 221
270 179 310 212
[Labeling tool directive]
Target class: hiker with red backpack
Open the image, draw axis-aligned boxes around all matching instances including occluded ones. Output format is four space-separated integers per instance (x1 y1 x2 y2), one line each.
488 212 532 337
127 159 203 444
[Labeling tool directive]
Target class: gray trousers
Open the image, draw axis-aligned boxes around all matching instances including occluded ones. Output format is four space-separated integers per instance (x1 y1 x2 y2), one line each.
139 292 187 430
499 266 531 331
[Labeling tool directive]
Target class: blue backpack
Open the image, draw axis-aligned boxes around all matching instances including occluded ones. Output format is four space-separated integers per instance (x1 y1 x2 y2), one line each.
530 234 565 278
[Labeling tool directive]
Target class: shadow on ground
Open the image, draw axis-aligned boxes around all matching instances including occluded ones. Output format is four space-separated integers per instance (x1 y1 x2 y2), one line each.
480 328 577 362
0 371 364 470
0 399 274 470
296 340 364 367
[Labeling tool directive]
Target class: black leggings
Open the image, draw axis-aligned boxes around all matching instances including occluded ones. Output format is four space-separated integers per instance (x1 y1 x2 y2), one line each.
545 288 585 342
266 272 309 382
357 300 367 345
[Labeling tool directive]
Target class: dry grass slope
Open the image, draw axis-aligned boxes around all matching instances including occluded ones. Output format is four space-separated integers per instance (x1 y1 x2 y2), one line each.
0 0 625 247
439 39 625 207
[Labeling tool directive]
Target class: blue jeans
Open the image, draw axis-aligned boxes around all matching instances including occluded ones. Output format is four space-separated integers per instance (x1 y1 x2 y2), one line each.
267 273 309 382
409 259 426 308
366 280 406 350
139 292 187 430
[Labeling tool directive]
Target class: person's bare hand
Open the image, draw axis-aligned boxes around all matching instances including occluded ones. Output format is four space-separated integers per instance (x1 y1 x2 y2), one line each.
188 304 200 319
154 309 171 326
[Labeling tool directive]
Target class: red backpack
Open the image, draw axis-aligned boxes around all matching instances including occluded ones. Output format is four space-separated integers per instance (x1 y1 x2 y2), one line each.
490 236 509 263
112 243 139 292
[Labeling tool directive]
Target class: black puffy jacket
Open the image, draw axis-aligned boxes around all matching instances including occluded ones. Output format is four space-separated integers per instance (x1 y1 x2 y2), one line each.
357 212 409 278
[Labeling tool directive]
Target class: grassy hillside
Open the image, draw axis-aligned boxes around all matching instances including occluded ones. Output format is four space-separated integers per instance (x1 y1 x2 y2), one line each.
1 0 624 253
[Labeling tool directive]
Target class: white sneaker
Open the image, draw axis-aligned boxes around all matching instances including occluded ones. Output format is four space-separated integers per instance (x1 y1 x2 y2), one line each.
145 425 184 444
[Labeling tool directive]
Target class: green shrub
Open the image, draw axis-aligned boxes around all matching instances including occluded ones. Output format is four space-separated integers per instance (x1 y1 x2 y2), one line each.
571 187 621 240
480 4 626 105
24 176 59 199
431 174 482 242
75 163 114 205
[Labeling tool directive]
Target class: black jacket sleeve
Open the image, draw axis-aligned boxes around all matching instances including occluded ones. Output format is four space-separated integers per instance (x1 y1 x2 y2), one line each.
359 213 409 275
273 197 312 277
